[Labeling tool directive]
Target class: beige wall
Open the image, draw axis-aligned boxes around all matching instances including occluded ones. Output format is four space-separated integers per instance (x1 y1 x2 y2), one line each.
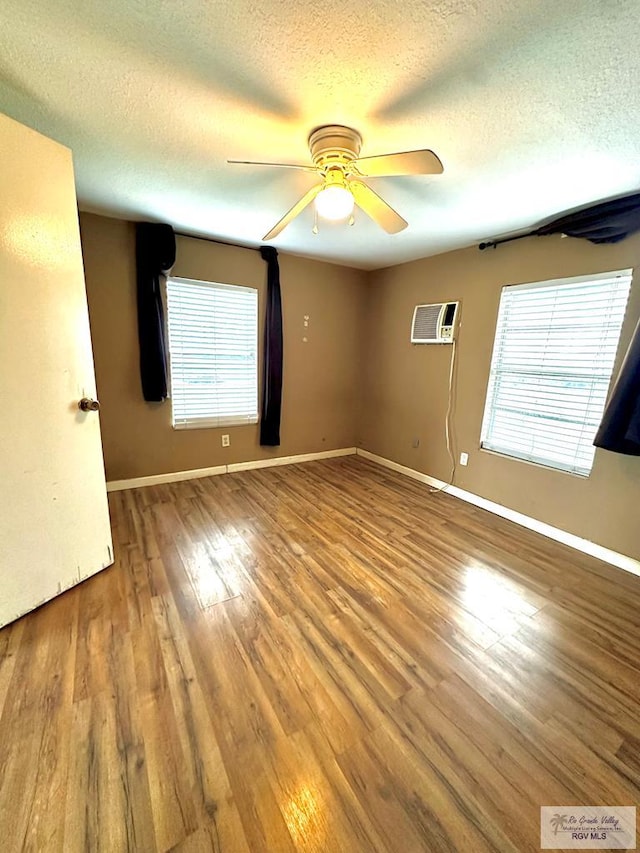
360 233 640 560
80 213 366 480
81 210 640 560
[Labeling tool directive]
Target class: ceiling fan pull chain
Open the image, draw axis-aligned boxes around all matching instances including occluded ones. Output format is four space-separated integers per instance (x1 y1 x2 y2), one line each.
312 207 319 235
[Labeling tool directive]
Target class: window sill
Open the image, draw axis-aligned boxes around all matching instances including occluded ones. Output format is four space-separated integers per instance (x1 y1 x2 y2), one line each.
479 445 591 478
172 417 259 431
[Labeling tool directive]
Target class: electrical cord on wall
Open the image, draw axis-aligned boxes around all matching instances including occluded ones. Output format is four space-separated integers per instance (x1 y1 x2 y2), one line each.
429 337 458 494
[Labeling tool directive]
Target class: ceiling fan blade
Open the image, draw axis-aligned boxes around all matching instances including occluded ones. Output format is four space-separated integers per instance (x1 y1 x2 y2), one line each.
352 149 443 178
263 183 323 241
228 159 316 172
350 181 408 234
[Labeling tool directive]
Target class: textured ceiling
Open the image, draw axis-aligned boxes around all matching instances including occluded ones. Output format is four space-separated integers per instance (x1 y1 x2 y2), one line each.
1 1 640 269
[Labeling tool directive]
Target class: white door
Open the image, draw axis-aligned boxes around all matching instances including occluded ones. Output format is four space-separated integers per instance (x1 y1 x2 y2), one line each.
0 112 113 628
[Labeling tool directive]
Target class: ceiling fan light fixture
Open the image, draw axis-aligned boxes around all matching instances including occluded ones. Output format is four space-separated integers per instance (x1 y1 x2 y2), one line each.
233 124 442 240
315 185 354 221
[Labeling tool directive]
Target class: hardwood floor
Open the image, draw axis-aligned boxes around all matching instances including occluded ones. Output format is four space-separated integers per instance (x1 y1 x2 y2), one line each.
0 455 639 851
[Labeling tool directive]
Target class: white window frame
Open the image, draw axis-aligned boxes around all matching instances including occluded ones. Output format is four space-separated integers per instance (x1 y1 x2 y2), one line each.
480 269 632 477
165 276 259 430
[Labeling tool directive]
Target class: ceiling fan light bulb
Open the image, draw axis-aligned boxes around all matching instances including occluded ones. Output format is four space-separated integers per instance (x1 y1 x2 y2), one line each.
315 186 354 221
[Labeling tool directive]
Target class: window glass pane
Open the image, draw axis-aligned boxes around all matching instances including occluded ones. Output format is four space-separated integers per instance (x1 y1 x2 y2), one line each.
480 270 632 476
166 277 258 429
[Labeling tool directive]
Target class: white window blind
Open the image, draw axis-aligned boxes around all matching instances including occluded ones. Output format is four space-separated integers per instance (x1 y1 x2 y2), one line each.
480 269 632 476
166 277 258 430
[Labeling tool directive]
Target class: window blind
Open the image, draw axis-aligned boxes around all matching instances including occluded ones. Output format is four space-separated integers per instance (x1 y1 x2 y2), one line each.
166 277 258 429
480 269 632 476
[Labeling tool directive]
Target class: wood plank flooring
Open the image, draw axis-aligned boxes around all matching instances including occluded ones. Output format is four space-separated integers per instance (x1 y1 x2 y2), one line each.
1 455 639 851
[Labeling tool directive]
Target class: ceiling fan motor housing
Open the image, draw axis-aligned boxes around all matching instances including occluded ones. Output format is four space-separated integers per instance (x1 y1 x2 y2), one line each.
308 125 363 169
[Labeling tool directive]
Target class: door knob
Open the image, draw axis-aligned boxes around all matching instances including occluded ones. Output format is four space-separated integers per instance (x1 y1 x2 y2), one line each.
79 397 100 412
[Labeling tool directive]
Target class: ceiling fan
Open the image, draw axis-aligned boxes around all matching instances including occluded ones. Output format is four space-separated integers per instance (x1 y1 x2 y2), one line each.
228 125 443 241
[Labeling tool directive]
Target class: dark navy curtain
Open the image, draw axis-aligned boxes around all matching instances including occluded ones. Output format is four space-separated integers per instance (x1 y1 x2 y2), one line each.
259 247 283 446
135 223 176 402
480 191 640 250
534 191 640 244
594 317 640 456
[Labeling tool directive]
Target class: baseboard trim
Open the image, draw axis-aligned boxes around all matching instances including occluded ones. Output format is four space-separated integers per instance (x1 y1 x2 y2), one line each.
227 447 356 473
356 448 640 578
107 447 357 492
107 465 227 492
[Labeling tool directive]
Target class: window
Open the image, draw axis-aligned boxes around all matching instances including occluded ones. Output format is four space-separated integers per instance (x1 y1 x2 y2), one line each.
480 269 632 476
166 277 258 429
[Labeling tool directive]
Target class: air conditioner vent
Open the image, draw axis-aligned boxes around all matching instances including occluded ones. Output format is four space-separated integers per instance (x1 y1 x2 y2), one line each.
411 302 459 344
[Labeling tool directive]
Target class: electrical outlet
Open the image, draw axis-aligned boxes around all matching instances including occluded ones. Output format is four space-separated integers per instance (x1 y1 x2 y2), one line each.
221 434 230 447
459 452 469 466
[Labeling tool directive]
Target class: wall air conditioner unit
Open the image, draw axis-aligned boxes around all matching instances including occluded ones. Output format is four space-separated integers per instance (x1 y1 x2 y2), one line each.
411 301 459 344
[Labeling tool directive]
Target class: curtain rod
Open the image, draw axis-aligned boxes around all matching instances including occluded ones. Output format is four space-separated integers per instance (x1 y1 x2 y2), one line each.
478 231 536 251
174 230 262 253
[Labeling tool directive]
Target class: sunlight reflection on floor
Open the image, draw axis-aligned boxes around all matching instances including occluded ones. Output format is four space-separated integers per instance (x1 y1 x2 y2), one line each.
281 783 325 848
459 562 538 636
